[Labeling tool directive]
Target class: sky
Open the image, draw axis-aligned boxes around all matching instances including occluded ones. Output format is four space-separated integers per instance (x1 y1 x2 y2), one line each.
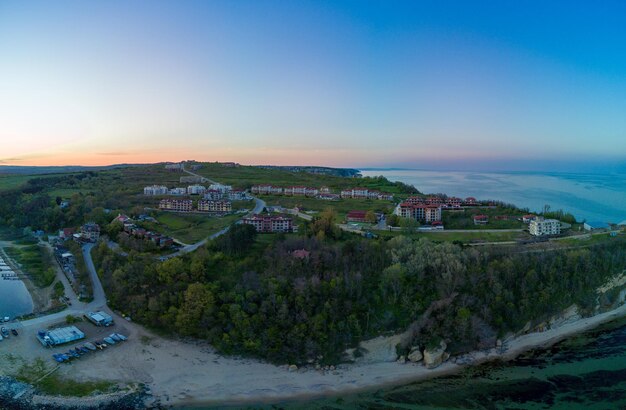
1 1 626 171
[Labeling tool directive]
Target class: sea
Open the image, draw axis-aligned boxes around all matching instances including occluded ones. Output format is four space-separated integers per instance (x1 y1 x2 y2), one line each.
361 169 626 225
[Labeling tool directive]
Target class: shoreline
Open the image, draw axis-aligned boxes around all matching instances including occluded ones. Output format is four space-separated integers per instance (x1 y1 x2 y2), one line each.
172 302 626 408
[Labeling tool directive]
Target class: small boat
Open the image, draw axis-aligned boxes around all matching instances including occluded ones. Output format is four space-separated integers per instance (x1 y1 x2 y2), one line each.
79 346 90 354
0 327 8 337
60 354 71 361
114 333 127 341
0 334 3 341
11 329 18 336
103 337 115 345
110 334 121 342
69 350 80 358
84 342 97 351
53 354 65 363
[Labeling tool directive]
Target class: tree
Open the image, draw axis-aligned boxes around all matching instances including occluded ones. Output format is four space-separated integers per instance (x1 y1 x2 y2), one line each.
365 211 377 224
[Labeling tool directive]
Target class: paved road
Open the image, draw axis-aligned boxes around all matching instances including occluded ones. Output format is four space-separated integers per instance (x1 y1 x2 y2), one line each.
82 243 106 309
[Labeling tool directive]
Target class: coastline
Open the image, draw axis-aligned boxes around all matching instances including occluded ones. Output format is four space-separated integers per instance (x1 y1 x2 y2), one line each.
166 302 626 407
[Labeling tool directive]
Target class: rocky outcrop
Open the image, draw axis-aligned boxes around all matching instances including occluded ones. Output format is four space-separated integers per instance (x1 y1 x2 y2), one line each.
407 346 423 362
423 340 447 369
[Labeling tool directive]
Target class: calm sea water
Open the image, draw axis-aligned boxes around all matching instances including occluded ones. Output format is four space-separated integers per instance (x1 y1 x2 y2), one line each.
361 169 626 224
0 275 33 319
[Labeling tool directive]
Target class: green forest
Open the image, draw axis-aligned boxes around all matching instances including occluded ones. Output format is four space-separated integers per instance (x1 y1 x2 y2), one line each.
91 221 626 365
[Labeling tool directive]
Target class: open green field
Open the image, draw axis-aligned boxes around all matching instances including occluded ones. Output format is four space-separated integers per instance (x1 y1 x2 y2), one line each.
194 162 416 196
142 212 242 244
442 207 526 229
3 244 56 287
376 229 528 244
260 195 395 220
0 174 37 190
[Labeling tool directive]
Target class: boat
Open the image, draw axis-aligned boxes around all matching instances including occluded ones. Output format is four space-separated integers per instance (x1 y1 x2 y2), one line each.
79 346 90 354
110 333 121 342
84 342 97 351
0 327 9 337
114 333 127 341
0 334 3 341
53 354 65 363
60 354 71 361
103 337 115 345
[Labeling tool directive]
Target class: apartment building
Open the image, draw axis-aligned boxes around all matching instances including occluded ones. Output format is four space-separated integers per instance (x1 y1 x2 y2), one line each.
197 199 232 213
144 185 168 195
169 187 187 195
243 215 294 233
529 218 561 236
81 222 100 242
187 185 207 195
396 203 442 223
159 199 193 212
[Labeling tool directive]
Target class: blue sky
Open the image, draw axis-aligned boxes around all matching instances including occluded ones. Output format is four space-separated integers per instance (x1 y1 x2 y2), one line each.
1 1 625 171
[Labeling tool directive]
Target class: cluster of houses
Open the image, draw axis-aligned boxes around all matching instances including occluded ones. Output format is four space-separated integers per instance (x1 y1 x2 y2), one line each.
144 184 250 201
242 215 294 233
250 185 394 201
394 196 485 224
114 214 175 248
58 223 101 243
158 198 232 214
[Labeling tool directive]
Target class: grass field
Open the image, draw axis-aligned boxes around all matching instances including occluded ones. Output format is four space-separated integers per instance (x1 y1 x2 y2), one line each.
3 244 56 287
260 195 395 220
142 212 242 244
0 174 35 190
194 162 416 196
442 207 526 229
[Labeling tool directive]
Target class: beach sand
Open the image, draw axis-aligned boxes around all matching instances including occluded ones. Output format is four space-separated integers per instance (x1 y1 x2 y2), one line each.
46 302 626 407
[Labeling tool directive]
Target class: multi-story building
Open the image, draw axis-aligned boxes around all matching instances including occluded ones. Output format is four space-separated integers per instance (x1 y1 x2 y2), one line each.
529 218 561 236
396 203 442 223
81 222 100 242
347 210 368 222
464 197 477 206
187 185 207 195
144 185 168 195
204 189 224 200
446 197 462 208
228 189 250 201
159 199 193 212
208 183 232 193
197 199 232 213
243 215 293 233
165 163 182 171
340 187 392 200
169 187 187 196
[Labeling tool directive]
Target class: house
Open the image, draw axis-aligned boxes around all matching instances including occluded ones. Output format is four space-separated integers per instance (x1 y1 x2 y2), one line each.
81 222 100 242
347 210 368 223
58 227 75 240
113 214 131 224
243 215 294 233
473 214 489 225
144 185 168 195
59 200 70 209
464 197 477 206
425 196 443 205
198 199 232 213
187 185 206 195
522 214 536 223
292 249 310 259
159 199 193 212
529 218 561 236
320 186 331 194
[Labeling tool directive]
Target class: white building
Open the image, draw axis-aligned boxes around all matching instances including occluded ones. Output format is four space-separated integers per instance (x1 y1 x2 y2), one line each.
144 185 168 195
529 218 561 236
208 183 232 193
169 187 187 195
187 185 207 195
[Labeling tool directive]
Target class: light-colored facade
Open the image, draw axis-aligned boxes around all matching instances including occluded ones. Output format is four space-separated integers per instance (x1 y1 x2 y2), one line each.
243 215 293 233
144 185 168 195
169 187 187 195
209 183 232 193
529 218 561 236
198 199 232 213
396 203 442 223
187 185 207 195
159 199 193 212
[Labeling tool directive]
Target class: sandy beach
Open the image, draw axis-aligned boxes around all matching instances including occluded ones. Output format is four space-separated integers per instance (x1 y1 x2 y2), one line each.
2 300 623 408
